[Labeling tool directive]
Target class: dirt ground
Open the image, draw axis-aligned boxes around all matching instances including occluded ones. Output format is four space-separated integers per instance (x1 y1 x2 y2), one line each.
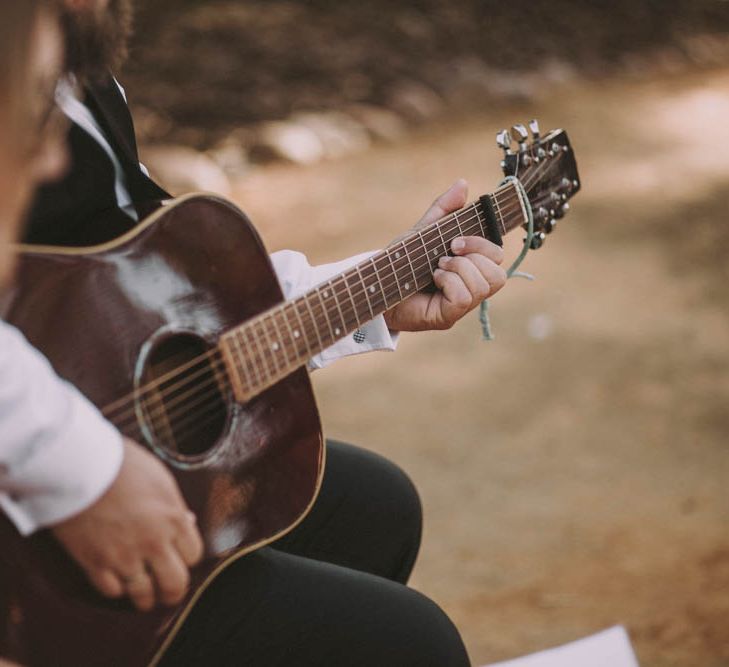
225 68 729 666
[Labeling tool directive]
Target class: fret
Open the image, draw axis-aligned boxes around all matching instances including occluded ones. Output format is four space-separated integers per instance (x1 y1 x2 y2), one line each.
416 230 433 265
400 240 418 293
370 256 391 310
474 204 486 237
452 209 465 237
249 321 274 383
270 309 294 366
490 192 507 235
239 326 266 388
231 331 255 392
355 265 375 320
434 218 449 262
254 317 277 374
291 298 311 357
384 247 405 302
316 286 338 342
281 303 308 361
261 313 284 374
325 280 348 338
340 273 362 328
302 294 325 351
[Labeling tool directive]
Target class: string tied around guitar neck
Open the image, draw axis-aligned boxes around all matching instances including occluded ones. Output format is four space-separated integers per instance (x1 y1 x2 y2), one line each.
479 175 536 341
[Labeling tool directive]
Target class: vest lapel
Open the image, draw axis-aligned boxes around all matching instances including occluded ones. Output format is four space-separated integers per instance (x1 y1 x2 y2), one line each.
85 74 170 215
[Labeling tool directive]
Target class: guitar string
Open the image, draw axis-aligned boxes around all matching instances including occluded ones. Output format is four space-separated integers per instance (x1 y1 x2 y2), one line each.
101 191 529 423
141 179 568 447
103 173 564 437
104 202 511 433
98 196 482 418
110 208 555 447
102 164 566 435
102 206 492 422
107 187 562 439
131 180 560 448
102 154 568 435
101 149 565 419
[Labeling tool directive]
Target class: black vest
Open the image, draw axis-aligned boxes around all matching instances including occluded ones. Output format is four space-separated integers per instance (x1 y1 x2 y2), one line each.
23 75 169 247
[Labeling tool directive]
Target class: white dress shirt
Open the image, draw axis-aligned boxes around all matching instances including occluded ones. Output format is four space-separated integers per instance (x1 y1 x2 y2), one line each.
0 321 123 535
0 80 400 536
55 78 398 369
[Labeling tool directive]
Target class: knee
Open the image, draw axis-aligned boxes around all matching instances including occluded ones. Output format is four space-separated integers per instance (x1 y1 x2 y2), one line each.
330 440 423 548
396 589 470 667
377 453 423 542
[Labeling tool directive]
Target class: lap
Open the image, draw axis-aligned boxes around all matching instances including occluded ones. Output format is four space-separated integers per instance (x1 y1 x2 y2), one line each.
160 547 469 667
272 439 423 583
161 440 468 665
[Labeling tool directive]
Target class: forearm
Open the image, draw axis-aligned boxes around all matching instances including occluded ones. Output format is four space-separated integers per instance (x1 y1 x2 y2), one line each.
0 321 123 535
269 249 399 369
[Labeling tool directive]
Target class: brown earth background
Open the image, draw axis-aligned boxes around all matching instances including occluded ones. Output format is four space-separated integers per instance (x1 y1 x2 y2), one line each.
124 3 729 665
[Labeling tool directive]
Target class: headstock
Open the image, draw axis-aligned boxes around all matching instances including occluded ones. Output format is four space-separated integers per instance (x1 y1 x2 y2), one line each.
497 120 580 249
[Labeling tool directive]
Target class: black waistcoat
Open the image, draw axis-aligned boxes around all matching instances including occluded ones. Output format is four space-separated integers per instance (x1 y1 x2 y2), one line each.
23 75 169 247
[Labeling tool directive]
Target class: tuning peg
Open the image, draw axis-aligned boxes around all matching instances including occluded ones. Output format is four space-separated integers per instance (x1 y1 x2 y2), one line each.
511 124 529 151
496 129 514 155
528 119 540 141
529 231 546 250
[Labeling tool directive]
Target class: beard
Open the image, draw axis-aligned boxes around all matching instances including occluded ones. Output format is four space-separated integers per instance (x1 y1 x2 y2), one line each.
60 0 134 84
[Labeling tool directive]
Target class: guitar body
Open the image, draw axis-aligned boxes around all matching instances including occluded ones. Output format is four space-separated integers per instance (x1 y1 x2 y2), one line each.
0 194 324 666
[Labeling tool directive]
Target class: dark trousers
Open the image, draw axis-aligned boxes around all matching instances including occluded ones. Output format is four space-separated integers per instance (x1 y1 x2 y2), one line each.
160 441 470 666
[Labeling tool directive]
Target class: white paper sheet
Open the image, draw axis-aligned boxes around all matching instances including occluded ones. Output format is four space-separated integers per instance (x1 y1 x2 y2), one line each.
482 626 640 667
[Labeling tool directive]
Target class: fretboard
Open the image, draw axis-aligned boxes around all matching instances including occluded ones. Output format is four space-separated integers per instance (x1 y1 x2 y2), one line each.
220 179 529 402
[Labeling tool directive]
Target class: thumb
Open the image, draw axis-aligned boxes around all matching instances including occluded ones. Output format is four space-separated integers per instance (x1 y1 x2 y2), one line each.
415 179 469 229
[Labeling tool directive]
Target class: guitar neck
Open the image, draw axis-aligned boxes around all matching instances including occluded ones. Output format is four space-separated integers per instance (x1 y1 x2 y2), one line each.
220 180 529 402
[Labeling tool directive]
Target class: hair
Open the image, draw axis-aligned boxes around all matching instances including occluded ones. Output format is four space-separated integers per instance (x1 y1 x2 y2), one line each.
60 0 134 84
0 0 53 140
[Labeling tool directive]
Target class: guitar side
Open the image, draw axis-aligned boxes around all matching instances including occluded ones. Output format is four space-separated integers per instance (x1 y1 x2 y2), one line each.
0 194 324 666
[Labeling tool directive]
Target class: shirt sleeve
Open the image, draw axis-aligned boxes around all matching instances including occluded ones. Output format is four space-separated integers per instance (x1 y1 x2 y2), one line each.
0 321 124 536
269 250 399 370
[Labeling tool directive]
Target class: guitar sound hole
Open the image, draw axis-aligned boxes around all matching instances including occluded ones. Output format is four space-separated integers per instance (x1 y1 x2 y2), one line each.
138 332 229 459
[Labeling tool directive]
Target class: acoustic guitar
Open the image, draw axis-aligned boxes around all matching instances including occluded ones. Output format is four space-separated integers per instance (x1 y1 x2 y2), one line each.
0 122 580 666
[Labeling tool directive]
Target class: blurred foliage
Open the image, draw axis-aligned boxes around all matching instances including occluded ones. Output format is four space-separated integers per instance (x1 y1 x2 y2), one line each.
125 1 729 144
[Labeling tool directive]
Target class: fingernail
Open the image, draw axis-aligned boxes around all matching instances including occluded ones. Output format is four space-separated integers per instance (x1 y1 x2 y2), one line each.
438 256 450 269
451 238 465 252
186 511 197 524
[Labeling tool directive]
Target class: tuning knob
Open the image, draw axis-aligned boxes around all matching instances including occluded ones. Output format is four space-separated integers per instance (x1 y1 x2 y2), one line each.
529 231 546 250
511 124 529 151
496 129 514 155
528 119 540 141
544 218 557 234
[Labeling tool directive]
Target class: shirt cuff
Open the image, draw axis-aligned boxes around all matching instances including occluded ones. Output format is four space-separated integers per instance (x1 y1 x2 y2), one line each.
0 389 123 535
0 323 124 535
270 249 400 370
308 317 399 370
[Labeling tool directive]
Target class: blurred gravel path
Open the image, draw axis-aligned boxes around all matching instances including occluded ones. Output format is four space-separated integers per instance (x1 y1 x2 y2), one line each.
229 69 729 666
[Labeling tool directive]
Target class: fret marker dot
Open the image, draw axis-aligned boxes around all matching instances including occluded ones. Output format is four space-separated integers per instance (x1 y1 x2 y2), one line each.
404 282 410 290
293 330 300 338
335 327 341 335
323 290 329 298
395 252 401 259
272 342 280 351
369 285 376 294
433 249 438 256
